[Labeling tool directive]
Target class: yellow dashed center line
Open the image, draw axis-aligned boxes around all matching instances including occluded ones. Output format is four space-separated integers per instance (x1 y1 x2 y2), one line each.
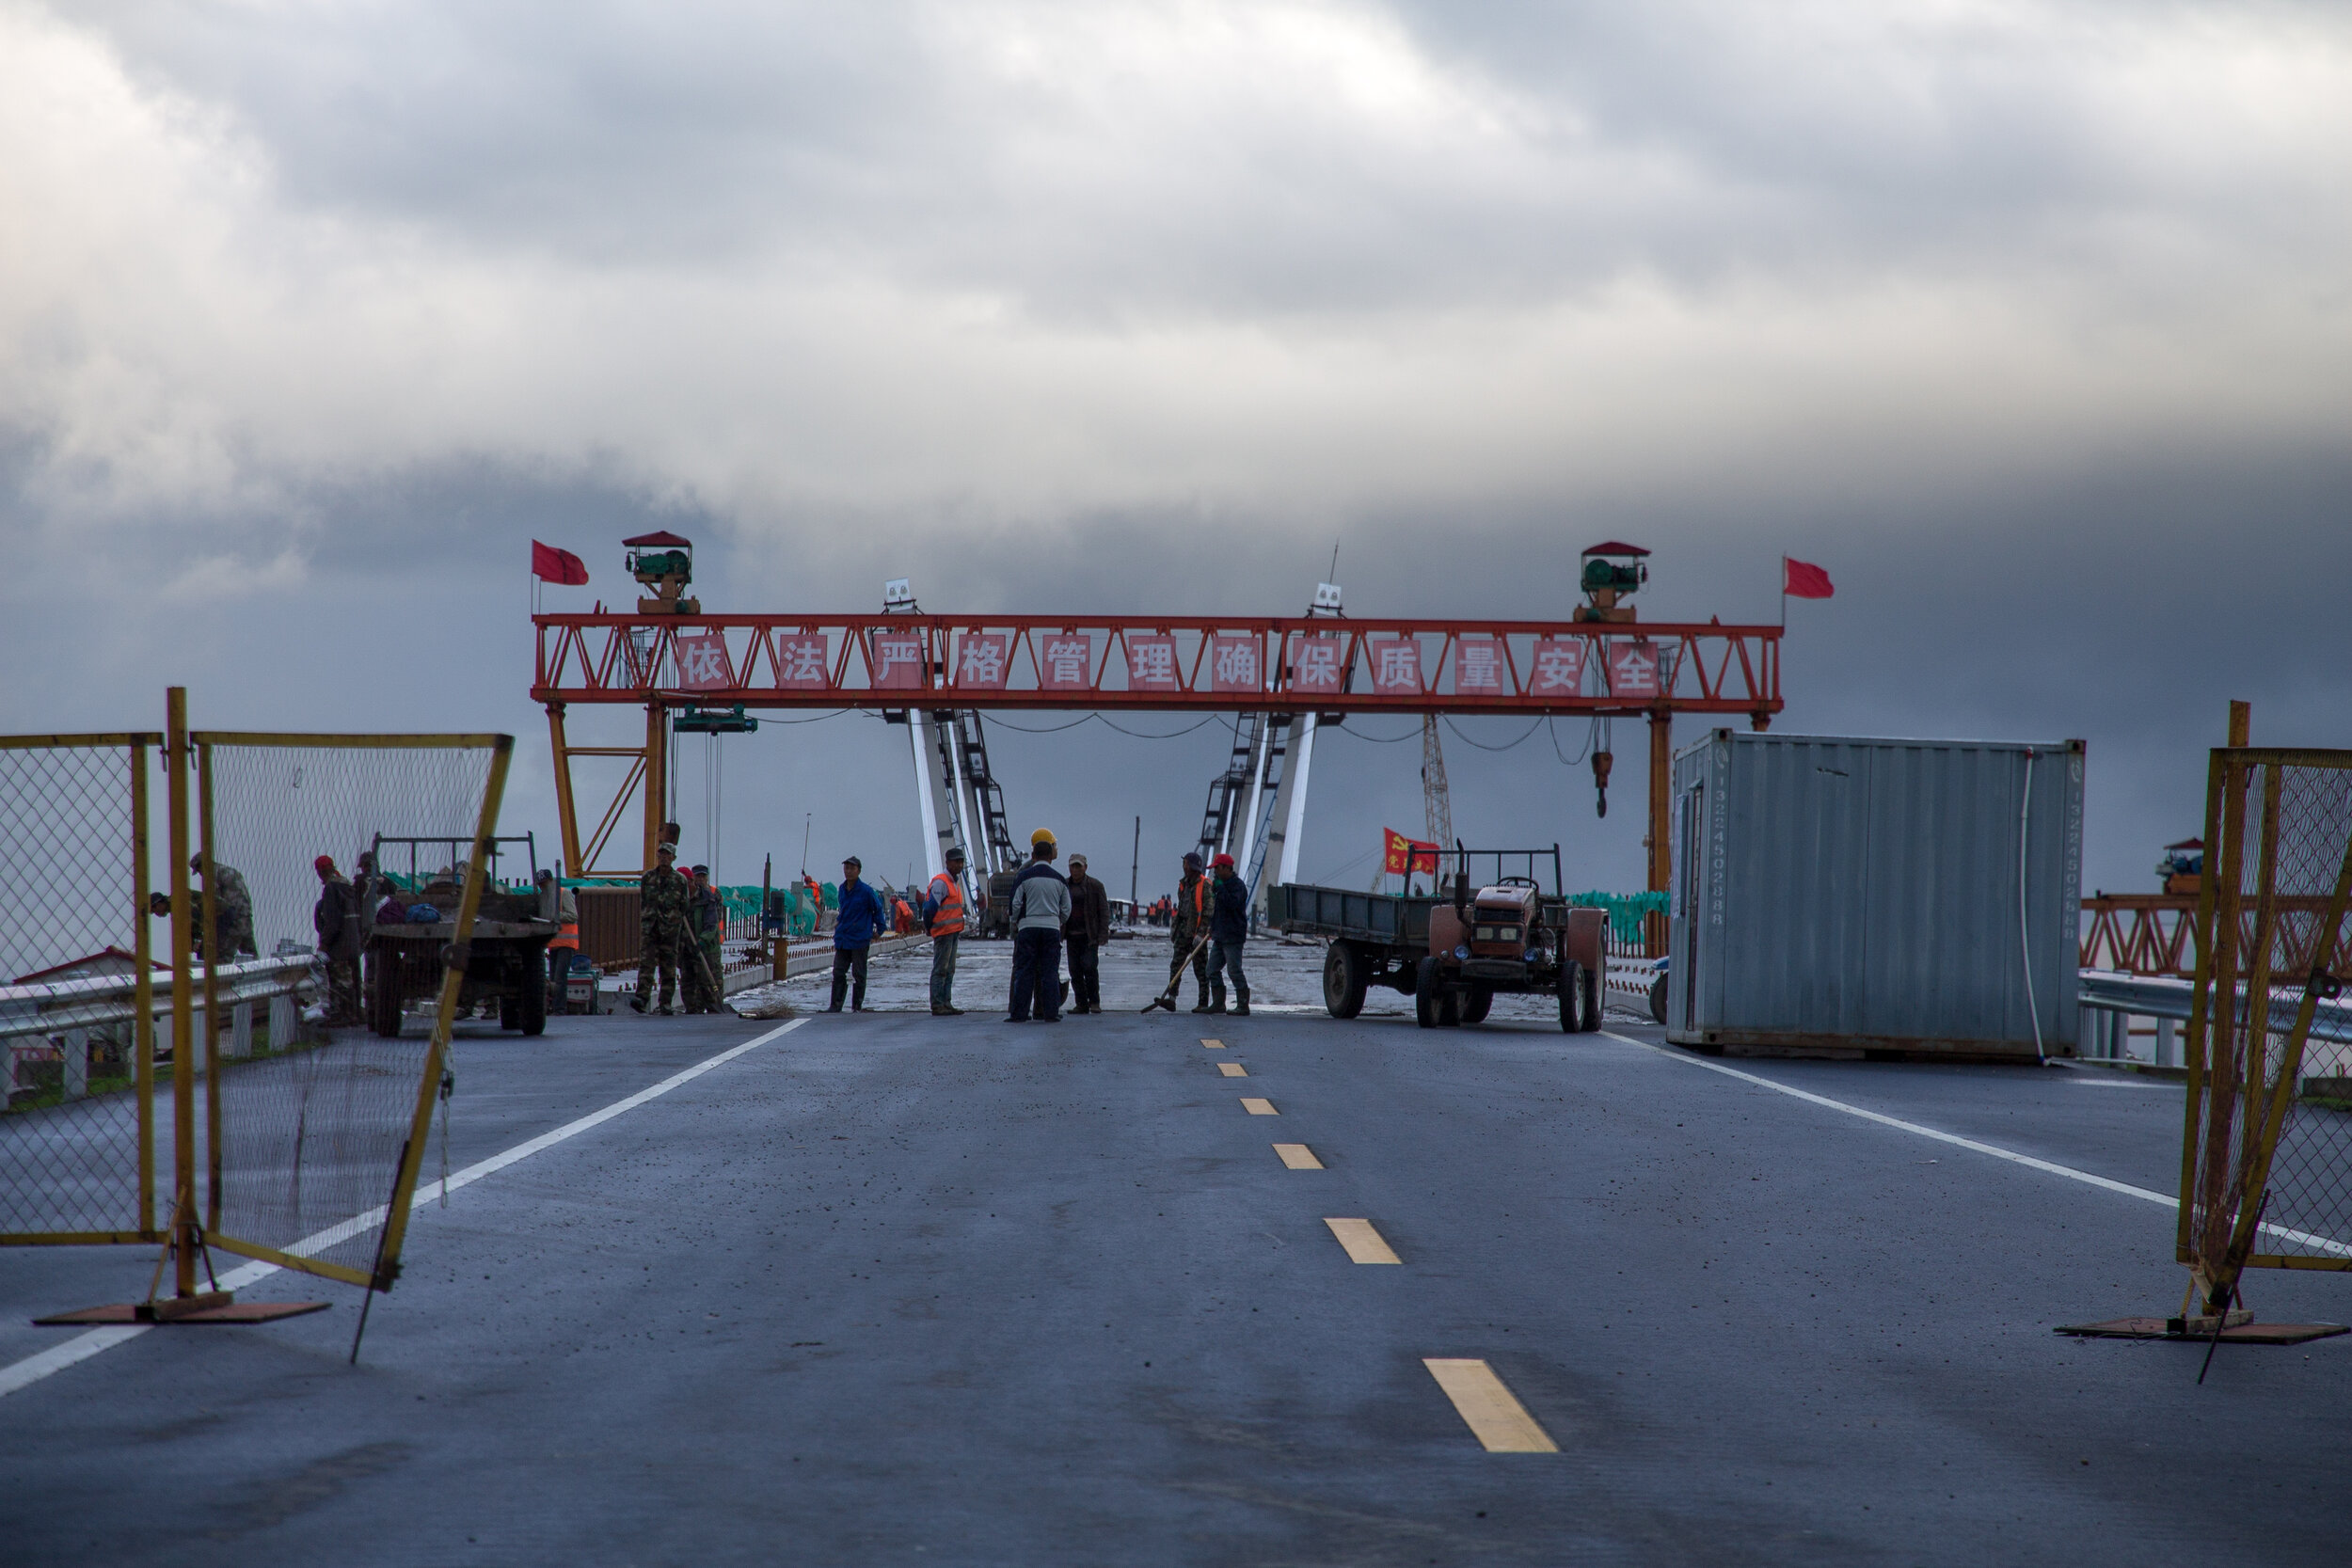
1423 1359 1558 1452
1217 1062 1248 1077
1323 1218 1401 1264
1240 1097 1278 1116
1272 1143 1323 1169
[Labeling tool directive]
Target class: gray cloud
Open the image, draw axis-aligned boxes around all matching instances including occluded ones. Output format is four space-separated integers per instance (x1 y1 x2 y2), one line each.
3 1 2347 911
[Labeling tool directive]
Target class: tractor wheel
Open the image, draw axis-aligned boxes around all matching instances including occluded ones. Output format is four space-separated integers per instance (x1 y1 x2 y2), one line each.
1559 960 1586 1034
1459 985 1494 1025
1585 963 1605 1032
1415 956 1440 1029
1647 973 1667 1026
1323 942 1368 1020
518 947 548 1037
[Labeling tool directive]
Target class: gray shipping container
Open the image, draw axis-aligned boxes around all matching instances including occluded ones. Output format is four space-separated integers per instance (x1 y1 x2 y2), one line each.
1667 732 2082 1058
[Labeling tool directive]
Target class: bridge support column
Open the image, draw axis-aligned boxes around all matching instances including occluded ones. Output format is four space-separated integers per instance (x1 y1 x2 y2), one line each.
909 715 945 883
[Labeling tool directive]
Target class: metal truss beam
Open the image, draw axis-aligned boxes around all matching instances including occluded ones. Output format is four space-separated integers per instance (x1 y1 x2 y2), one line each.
532 613 1783 720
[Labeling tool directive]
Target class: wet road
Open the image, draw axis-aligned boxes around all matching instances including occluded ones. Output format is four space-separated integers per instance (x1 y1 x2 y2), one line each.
4 939 2348 1566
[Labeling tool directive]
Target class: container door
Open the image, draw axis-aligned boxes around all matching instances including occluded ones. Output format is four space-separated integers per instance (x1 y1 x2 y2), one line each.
1671 782 1702 1032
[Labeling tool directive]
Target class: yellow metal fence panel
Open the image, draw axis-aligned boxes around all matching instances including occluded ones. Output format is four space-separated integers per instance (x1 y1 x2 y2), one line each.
2181 750 2352 1295
189 732 509 1289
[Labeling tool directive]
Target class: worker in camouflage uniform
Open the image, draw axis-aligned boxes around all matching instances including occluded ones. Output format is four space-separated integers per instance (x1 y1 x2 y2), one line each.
632 844 689 1015
681 864 726 1014
194 855 259 959
1157 850 1212 1013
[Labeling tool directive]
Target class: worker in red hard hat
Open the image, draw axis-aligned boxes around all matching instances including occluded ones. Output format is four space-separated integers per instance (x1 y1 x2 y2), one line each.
312 855 360 1024
1207 852 1250 1016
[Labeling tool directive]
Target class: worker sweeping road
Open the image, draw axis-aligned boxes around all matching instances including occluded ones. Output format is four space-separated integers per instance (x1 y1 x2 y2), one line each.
1208 852 1250 1017
1164 851 1211 1013
923 846 969 1016
682 864 725 1014
1007 830 1069 1023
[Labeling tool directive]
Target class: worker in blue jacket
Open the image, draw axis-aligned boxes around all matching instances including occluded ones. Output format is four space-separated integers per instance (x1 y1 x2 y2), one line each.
827 855 888 1012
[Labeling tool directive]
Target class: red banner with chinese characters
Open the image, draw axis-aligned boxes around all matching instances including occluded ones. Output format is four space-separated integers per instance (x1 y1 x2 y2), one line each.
771 633 829 689
867 629 926 690
954 632 1010 690
1383 828 1439 876
674 630 733 690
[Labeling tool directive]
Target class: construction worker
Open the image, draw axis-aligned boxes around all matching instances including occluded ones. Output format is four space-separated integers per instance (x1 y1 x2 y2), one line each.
1161 851 1212 1012
1007 830 1070 1023
539 868 580 1011
1063 852 1110 1014
1208 852 1250 1016
631 845 688 1014
828 856 887 1012
193 855 258 959
312 856 360 1024
923 846 969 1016
682 865 725 1013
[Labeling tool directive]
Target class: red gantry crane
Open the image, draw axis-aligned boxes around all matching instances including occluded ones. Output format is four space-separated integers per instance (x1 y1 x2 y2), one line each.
532 537 1783 949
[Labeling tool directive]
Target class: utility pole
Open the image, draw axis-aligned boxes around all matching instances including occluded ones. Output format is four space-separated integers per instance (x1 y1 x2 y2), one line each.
1130 816 1140 910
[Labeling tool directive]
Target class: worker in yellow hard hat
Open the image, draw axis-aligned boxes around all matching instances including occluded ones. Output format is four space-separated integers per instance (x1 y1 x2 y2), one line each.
1008 829 1070 1022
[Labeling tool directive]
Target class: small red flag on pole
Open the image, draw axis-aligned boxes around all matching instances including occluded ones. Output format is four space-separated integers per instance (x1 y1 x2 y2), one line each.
1782 557 1834 599
532 541 590 586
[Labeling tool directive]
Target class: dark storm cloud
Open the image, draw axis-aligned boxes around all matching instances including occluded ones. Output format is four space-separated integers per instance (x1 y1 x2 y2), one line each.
4 3 2348 902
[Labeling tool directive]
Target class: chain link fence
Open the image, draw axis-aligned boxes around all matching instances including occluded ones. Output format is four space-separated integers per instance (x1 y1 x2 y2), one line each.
195 732 508 1286
2181 749 2352 1302
0 735 161 1243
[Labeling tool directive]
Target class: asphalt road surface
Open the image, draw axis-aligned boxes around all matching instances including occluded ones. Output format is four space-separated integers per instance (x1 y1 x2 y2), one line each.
5 940 2349 1566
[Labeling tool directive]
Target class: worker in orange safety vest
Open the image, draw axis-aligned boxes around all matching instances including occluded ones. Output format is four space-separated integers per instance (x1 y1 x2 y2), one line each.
922 845 969 1016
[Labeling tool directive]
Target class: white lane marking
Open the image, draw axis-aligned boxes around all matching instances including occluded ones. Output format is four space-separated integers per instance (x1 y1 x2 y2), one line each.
1602 1033 2352 1259
1 1020 807 1400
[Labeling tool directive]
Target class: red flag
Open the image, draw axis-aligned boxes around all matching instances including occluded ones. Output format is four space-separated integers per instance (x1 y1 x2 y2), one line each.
1783 557 1834 599
532 541 590 586
1382 828 1439 876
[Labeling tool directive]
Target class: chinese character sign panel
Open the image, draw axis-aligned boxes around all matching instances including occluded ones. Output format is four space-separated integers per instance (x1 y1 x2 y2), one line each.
772 633 830 690
1452 636 1504 693
1126 634 1181 691
1371 637 1424 695
1530 637 1586 697
869 631 927 691
1209 635 1262 694
955 632 1010 691
1607 641 1660 699
1040 634 1094 691
1289 635 1344 695
674 631 733 691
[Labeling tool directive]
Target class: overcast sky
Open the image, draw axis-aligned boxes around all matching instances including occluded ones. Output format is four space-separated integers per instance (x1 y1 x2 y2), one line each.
4 0 2347 900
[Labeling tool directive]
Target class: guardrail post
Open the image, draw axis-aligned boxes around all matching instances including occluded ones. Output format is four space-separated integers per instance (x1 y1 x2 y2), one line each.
228 1001 253 1060
63 1029 87 1100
